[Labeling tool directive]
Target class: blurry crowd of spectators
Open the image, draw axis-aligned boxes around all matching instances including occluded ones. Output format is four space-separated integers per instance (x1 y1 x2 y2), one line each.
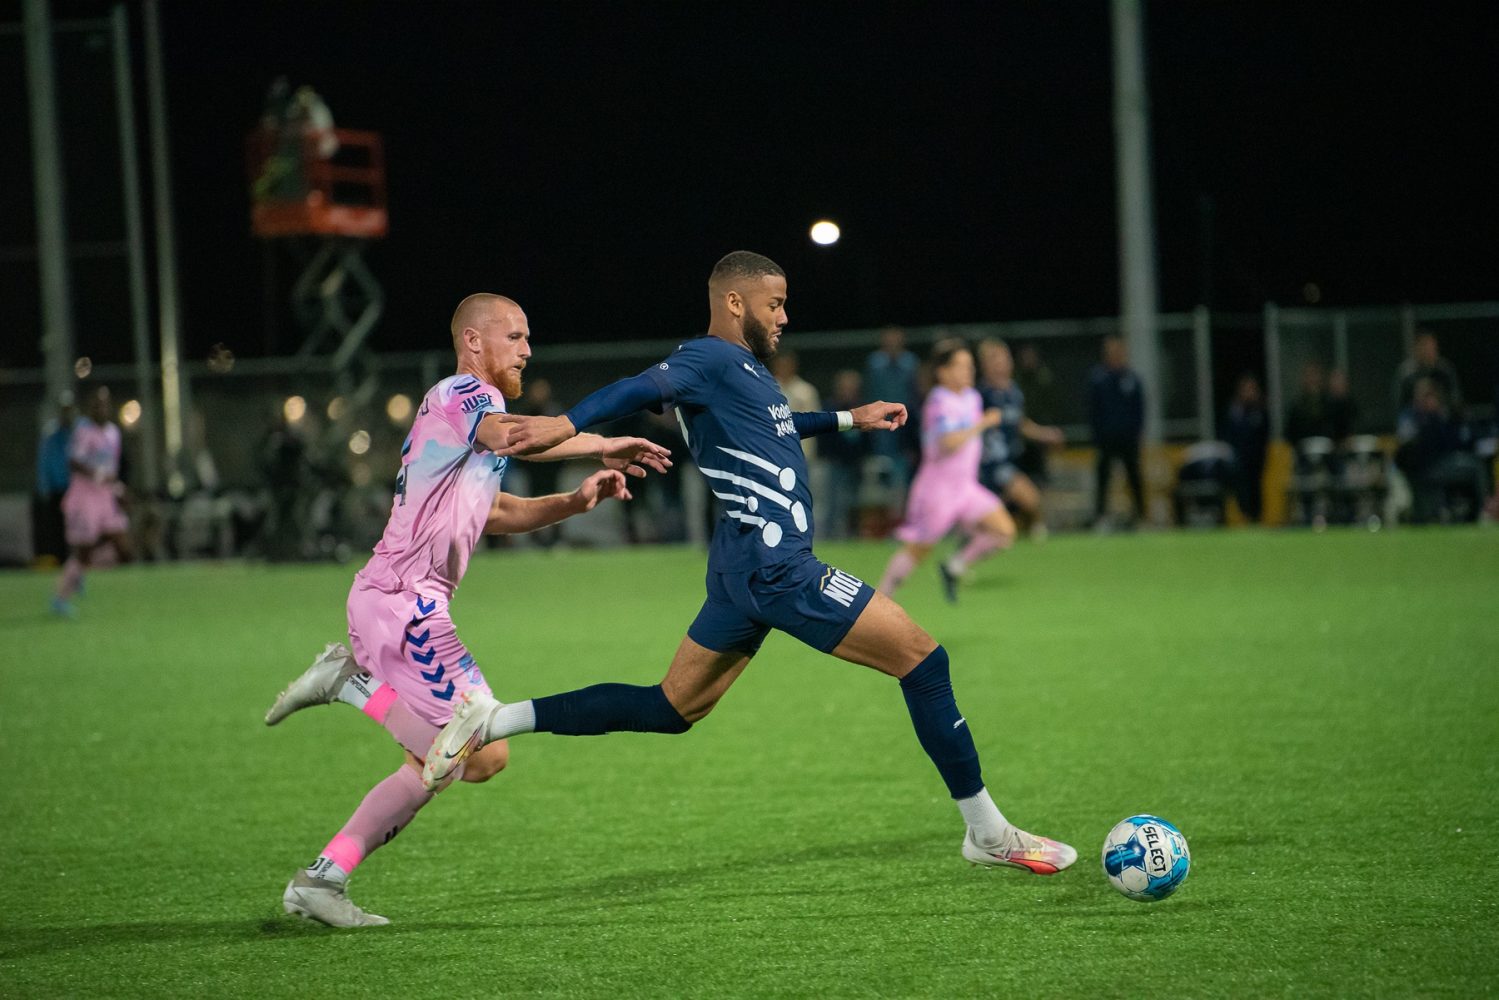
22 327 1495 568
1189 329 1494 527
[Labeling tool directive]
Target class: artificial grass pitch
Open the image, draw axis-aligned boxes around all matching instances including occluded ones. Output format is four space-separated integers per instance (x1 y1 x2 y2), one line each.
1 529 1496 998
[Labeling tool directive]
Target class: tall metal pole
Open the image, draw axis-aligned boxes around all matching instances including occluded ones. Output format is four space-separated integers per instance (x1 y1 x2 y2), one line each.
1111 0 1162 445
22 0 75 418
112 4 160 494
142 0 188 495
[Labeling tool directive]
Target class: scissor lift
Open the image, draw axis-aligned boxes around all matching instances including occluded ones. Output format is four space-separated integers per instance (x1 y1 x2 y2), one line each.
247 128 388 400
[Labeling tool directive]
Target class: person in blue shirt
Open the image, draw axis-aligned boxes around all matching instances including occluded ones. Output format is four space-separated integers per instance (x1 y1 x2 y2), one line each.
864 326 920 507
32 393 77 562
422 251 1077 875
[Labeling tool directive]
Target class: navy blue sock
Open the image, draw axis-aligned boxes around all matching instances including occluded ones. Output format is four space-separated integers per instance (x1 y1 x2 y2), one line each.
532 683 691 736
898 645 984 799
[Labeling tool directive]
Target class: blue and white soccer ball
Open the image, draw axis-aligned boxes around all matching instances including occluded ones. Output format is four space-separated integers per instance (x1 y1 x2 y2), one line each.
1102 815 1191 902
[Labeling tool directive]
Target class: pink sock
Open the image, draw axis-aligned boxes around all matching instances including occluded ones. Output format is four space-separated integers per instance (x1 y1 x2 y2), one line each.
361 684 440 757
56 557 84 600
948 531 1009 574
879 548 920 594
309 764 433 880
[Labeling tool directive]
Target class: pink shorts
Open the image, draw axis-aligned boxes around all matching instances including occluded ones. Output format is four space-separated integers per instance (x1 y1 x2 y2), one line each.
62 488 129 547
895 478 1004 545
345 582 492 728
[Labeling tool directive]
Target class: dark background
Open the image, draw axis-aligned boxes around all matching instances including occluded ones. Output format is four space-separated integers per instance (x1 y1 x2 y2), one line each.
2 0 1496 368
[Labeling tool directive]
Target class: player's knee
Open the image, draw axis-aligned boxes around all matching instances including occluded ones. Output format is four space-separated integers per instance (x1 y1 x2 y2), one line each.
460 739 510 783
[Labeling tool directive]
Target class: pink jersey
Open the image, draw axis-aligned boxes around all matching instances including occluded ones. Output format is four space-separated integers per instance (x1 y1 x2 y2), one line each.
914 386 984 485
66 418 122 498
356 374 507 601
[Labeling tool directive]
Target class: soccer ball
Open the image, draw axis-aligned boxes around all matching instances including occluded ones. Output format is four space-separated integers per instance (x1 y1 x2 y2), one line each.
1101 815 1191 902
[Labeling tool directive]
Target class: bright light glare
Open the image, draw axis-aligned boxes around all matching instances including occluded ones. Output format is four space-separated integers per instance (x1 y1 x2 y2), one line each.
119 399 142 428
810 220 841 246
348 429 371 455
386 393 413 423
327 396 347 421
283 395 307 423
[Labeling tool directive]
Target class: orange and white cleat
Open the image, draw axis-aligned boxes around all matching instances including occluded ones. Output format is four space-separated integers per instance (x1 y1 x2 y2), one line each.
962 827 1077 874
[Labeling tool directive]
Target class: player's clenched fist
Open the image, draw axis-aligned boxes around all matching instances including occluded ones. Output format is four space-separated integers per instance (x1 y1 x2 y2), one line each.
850 401 908 431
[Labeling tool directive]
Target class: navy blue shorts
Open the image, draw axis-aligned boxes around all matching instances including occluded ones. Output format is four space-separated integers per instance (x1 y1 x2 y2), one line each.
688 552 876 656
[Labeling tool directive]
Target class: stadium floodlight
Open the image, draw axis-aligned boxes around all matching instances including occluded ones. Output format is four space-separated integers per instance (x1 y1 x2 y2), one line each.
809 220 841 246
348 429 371 455
386 393 413 423
119 399 142 428
283 395 307 423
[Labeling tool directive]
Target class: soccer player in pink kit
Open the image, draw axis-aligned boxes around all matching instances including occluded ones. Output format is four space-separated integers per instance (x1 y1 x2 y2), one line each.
878 340 1016 602
264 293 671 927
52 386 131 618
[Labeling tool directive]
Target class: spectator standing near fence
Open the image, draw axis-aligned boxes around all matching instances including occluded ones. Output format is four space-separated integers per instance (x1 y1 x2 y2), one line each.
865 327 919 506
772 350 821 461
1086 335 1146 528
1223 374 1269 522
821 370 867 539
1395 330 1463 414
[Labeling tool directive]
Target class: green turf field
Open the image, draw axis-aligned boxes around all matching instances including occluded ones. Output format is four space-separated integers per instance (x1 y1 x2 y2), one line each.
2 529 1497 998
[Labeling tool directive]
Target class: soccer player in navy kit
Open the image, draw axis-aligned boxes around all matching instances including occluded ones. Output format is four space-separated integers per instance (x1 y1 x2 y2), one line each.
424 252 1076 874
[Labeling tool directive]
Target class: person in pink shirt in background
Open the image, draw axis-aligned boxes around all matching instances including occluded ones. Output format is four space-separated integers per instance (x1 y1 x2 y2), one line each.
878 339 1016 603
52 386 131 618
263 293 672 927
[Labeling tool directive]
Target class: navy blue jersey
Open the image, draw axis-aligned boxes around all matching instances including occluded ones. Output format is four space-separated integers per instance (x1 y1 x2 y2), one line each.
979 382 1026 467
645 336 814 571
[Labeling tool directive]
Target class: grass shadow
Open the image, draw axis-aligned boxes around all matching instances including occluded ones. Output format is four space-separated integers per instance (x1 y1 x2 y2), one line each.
0 916 491 961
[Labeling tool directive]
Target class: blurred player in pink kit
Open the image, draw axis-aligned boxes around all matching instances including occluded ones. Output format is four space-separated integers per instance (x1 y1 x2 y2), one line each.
878 340 1016 602
263 293 671 927
52 386 131 618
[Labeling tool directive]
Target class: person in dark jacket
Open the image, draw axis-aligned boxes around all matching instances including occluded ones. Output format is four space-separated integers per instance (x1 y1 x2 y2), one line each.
1223 374 1269 522
1087 336 1146 526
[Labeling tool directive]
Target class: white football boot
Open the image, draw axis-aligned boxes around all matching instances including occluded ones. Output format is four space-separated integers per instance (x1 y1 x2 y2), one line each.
421 689 502 791
962 826 1078 875
283 873 389 927
265 642 360 726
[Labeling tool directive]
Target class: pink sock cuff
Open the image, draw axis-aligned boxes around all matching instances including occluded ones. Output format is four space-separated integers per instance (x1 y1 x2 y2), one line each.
362 683 398 724
321 832 365 873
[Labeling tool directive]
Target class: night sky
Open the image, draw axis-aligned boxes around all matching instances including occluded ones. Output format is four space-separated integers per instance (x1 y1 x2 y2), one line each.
5 1 1496 367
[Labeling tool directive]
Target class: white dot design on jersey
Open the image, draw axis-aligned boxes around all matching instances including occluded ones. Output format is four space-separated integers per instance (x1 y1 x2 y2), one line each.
699 446 807 548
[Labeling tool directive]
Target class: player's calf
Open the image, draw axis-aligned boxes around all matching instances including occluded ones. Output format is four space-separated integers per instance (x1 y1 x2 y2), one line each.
459 739 509 783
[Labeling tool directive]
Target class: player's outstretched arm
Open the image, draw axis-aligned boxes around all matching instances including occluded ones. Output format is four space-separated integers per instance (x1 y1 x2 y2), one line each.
524 434 672 478
490 371 671 457
850 401 908 431
483 470 632 535
477 412 577 456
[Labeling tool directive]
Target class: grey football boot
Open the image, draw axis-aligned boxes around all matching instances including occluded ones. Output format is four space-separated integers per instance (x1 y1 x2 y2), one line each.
283 873 390 927
265 642 361 726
